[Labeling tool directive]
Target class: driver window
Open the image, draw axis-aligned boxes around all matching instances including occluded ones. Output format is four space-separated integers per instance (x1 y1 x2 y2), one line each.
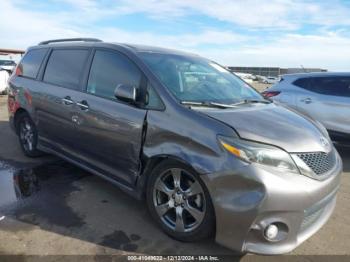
87 50 142 100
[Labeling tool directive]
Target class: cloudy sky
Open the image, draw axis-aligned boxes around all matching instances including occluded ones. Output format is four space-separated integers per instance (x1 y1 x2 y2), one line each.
1 0 350 70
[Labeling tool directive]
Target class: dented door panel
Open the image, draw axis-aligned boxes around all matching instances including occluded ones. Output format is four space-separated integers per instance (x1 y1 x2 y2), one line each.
72 92 147 186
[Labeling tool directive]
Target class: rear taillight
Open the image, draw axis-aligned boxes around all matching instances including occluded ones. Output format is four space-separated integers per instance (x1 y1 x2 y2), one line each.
15 65 22 76
262 91 281 98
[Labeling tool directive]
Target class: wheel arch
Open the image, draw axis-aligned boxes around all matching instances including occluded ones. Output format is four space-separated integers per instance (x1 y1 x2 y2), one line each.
136 154 202 200
14 108 30 134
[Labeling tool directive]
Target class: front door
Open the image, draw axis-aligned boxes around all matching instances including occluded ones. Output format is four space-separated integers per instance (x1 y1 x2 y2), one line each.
72 49 147 186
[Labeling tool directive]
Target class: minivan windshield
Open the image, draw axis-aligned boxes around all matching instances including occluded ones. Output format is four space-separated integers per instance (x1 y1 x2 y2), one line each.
140 53 264 105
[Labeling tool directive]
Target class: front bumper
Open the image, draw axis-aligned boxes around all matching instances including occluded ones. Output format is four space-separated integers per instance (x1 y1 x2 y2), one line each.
202 149 342 255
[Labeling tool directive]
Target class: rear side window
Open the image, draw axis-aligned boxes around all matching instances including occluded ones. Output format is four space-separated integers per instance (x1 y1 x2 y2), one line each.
44 49 89 90
87 50 142 99
293 78 310 89
17 49 47 79
310 77 350 97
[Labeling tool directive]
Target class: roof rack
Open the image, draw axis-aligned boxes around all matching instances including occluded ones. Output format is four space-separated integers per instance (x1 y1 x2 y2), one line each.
38 38 103 45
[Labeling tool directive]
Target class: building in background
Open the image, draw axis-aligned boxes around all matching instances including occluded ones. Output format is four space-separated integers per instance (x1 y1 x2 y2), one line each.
228 66 327 77
280 68 328 75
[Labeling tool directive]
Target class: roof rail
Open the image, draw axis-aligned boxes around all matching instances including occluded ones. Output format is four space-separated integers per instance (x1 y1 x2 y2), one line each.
38 38 103 45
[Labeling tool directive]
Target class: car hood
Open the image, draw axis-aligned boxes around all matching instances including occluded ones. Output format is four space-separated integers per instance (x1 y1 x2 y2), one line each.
195 103 329 153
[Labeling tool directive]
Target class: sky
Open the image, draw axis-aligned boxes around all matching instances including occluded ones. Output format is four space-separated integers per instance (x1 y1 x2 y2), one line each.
1 0 350 70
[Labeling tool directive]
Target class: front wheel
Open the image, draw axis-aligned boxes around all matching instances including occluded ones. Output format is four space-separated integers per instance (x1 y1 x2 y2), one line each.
17 113 42 157
147 160 215 242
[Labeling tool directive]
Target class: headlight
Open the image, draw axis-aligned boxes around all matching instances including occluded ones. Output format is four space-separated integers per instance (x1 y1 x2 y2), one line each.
218 136 300 174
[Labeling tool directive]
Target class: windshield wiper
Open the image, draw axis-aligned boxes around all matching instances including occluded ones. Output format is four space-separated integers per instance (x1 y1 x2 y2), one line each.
209 102 242 108
230 99 271 106
181 101 235 108
245 99 271 104
181 99 271 109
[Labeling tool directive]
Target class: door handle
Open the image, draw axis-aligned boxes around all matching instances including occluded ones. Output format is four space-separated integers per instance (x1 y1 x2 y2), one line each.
77 100 89 110
62 96 74 105
301 98 312 104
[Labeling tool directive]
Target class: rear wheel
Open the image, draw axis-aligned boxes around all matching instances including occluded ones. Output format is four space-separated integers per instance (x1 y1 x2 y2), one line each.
147 160 215 242
17 113 42 157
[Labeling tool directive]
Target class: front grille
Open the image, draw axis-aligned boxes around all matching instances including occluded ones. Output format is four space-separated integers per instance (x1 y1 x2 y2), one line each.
297 150 336 175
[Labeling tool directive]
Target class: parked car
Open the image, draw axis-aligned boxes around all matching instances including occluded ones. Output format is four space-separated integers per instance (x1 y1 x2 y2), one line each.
0 67 10 94
262 73 350 145
233 72 255 83
8 38 342 255
0 59 16 72
261 76 279 84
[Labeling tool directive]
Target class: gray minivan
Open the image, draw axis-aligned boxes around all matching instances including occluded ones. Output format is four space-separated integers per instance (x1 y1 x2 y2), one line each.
8 38 342 255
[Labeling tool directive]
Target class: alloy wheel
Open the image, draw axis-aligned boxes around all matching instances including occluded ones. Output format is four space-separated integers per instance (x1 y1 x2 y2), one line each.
152 168 206 233
19 118 34 152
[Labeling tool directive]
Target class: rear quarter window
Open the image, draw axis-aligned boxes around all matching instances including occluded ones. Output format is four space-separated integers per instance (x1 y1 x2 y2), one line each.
310 76 350 97
43 49 89 90
17 49 47 79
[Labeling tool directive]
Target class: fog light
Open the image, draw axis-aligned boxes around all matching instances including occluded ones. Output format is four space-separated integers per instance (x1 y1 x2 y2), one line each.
264 224 279 241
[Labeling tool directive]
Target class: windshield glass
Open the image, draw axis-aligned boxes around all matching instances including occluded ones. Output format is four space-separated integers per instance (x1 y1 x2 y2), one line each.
140 53 263 104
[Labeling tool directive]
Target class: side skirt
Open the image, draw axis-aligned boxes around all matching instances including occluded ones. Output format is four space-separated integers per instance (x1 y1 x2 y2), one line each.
37 144 144 200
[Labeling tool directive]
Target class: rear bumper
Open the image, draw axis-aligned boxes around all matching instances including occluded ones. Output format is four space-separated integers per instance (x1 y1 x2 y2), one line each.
202 149 342 255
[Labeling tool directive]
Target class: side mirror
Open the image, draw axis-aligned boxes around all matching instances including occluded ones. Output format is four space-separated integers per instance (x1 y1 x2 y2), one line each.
114 84 137 104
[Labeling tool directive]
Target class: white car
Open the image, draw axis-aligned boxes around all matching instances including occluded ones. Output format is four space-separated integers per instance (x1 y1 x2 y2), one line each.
0 68 10 94
233 72 255 83
0 59 16 72
261 76 279 84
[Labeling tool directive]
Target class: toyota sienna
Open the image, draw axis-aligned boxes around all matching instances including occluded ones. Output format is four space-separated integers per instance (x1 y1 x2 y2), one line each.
7 38 342 254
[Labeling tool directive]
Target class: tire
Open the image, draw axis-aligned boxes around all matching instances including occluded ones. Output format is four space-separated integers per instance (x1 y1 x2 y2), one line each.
146 159 215 242
17 113 42 157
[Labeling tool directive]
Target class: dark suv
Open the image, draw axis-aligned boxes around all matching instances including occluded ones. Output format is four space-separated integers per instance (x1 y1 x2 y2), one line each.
7 38 342 254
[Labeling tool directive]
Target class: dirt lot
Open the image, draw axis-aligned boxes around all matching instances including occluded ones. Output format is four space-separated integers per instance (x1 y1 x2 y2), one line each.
0 95 349 261
250 82 271 92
